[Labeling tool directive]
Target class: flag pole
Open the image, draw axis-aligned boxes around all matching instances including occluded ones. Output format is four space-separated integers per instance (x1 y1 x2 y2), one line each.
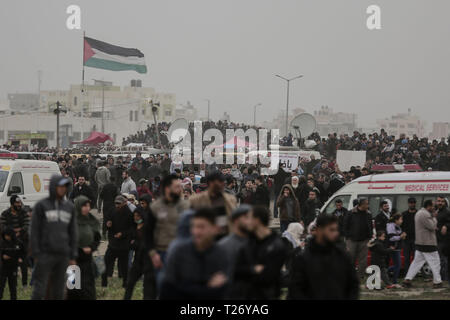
81 31 85 140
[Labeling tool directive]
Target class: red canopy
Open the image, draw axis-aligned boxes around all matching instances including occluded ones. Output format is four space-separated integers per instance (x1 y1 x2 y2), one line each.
72 131 113 145
213 137 257 149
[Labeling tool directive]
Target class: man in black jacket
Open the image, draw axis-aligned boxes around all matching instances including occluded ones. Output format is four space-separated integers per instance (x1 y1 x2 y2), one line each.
102 195 134 288
30 175 78 300
288 213 359 300
301 190 322 229
231 206 287 299
70 175 95 203
402 197 417 275
254 176 270 208
343 198 373 279
0 195 30 286
436 195 450 281
99 176 119 237
332 198 348 242
374 200 390 233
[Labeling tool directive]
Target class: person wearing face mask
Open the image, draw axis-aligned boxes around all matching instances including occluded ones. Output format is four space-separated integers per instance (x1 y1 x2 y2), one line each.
67 196 100 300
148 174 189 290
0 195 30 287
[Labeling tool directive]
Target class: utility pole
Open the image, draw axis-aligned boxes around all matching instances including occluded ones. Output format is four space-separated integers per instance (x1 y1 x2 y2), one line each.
275 74 303 136
92 79 107 133
150 100 161 147
253 103 262 126
54 101 66 151
205 99 210 121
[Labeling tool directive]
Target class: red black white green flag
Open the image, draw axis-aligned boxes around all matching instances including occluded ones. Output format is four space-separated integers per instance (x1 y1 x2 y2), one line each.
83 37 147 74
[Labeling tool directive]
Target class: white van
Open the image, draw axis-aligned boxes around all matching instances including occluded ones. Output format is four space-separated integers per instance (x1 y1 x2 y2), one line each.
0 159 61 213
321 171 450 217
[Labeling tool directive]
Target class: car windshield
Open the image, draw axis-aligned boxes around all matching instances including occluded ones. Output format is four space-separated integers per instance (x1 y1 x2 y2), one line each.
0 171 9 192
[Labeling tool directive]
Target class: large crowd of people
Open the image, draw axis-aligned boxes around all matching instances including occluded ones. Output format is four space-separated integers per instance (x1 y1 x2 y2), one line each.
1 121 450 300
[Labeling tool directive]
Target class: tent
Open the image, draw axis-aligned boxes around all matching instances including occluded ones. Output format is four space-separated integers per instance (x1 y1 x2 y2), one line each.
72 131 113 145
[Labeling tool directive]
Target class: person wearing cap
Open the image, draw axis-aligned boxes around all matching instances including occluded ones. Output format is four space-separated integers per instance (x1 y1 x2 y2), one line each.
102 195 134 288
30 175 78 300
190 171 237 219
402 197 417 275
218 205 252 284
137 178 152 199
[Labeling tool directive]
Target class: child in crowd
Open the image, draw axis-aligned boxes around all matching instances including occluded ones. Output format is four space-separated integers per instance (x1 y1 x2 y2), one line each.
0 228 24 300
368 230 395 289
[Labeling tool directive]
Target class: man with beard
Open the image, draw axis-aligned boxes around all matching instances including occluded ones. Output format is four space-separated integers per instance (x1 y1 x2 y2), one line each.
70 175 95 204
375 200 391 233
436 196 450 281
190 171 237 220
231 206 287 300
0 195 30 287
149 174 189 287
288 213 359 300
301 191 322 230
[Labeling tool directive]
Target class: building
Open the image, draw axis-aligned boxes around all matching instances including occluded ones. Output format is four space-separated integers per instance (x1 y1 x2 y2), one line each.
266 106 357 137
429 122 450 140
8 93 40 111
174 101 198 122
376 109 426 138
1 80 177 147
313 106 357 136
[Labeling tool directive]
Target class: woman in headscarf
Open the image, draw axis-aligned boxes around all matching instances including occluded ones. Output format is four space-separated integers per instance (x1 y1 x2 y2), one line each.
67 196 101 300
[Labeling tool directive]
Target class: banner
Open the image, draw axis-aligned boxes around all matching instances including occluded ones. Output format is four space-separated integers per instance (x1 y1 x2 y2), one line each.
336 150 367 172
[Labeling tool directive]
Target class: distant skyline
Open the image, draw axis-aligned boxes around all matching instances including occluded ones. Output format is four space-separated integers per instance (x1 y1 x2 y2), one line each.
1 0 449 130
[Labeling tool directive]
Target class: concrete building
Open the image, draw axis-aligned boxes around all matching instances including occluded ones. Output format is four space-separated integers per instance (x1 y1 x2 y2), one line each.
313 106 357 136
1 81 177 147
376 109 426 138
174 101 198 122
8 93 40 111
429 122 450 140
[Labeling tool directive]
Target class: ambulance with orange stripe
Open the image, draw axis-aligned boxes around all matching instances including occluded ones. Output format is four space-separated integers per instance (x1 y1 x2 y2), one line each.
322 171 450 217
0 153 61 213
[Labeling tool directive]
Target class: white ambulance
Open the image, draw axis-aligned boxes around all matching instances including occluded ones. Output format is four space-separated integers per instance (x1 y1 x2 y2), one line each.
321 171 450 217
0 156 61 213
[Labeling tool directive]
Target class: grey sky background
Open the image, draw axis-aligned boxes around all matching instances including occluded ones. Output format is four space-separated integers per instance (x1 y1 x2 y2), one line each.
1 0 449 130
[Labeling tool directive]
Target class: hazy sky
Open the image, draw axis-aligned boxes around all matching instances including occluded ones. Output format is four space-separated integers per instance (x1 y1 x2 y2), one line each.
1 0 449 130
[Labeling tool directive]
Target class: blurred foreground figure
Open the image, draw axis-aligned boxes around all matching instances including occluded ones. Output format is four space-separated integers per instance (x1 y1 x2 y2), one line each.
67 196 100 300
160 208 229 299
288 213 359 300
30 175 78 300
231 206 287 299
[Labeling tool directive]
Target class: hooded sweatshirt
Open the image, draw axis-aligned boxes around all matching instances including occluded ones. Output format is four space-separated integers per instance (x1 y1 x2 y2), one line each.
30 175 78 259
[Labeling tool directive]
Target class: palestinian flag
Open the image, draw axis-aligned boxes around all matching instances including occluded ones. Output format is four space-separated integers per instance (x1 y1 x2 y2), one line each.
83 37 147 74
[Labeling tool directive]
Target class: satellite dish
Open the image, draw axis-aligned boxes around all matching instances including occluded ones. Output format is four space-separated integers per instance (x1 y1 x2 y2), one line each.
290 113 316 139
167 118 189 144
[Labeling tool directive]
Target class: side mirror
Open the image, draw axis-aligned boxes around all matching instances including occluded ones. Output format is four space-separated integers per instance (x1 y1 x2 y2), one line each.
8 186 22 196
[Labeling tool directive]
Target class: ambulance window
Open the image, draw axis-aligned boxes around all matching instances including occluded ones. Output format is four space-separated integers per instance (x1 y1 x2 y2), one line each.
324 195 351 214
362 195 394 218
8 172 24 195
0 171 8 192
397 195 422 213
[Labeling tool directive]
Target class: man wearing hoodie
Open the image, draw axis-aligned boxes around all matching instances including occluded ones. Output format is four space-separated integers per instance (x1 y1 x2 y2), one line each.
67 196 101 300
30 175 78 300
